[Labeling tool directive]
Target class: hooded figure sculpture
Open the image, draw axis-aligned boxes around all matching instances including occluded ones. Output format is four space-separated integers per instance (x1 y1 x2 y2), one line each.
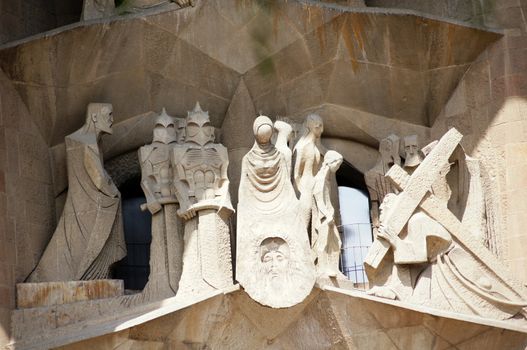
171 102 234 298
237 116 315 308
137 108 183 301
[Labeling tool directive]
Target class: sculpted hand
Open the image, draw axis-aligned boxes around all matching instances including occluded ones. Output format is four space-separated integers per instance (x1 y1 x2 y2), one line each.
377 224 397 248
183 208 196 221
174 0 194 6
177 206 196 220
147 201 162 215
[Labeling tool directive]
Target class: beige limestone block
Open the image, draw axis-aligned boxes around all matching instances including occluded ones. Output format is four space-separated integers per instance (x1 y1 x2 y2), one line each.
16 280 123 309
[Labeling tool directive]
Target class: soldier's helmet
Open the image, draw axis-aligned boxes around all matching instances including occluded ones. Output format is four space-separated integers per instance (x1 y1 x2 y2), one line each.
153 108 177 144
185 102 215 146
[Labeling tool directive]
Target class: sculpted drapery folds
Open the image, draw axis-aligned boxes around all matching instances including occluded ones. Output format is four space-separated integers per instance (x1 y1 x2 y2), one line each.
171 103 234 298
28 103 126 282
311 150 345 279
366 128 527 320
364 134 401 237
237 116 315 308
138 109 183 301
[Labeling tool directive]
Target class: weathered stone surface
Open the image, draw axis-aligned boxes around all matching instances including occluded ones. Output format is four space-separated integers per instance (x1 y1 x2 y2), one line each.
366 128 527 321
28 103 126 283
236 116 315 308
16 280 124 309
15 288 526 350
171 103 234 301
136 109 183 302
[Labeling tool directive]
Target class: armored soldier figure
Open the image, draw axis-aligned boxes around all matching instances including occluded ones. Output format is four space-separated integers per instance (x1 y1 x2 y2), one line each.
171 102 233 297
138 108 183 300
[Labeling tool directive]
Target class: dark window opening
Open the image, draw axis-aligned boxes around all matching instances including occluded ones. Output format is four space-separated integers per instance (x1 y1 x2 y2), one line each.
112 177 152 291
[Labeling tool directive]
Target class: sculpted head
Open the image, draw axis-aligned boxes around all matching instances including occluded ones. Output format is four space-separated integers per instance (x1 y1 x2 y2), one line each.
253 115 274 145
403 135 422 168
305 114 323 138
260 237 290 280
86 103 113 135
324 150 343 173
380 134 400 167
185 102 215 146
153 108 177 144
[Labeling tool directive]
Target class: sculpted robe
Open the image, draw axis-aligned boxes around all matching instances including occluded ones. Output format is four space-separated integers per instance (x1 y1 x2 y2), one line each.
237 140 315 308
28 131 126 282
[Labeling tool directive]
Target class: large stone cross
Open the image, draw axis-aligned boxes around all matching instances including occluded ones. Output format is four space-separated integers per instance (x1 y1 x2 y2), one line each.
364 128 462 270
364 128 527 297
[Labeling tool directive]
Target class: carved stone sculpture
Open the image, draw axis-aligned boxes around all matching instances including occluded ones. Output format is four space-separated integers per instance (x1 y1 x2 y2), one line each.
28 103 126 282
293 114 326 226
402 134 423 172
311 150 345 278
117 0 193 13
171 103 233 298
138 109 183 300
366 128 527 320
237 116 315 308
81 0 114 20
364 134 400 237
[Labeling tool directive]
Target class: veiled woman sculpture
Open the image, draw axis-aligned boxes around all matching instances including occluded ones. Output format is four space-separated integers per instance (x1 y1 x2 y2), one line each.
236 116 315 308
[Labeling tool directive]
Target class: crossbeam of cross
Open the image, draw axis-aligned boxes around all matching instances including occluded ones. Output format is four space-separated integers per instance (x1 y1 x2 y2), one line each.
364 127 527 300
364 128 462 270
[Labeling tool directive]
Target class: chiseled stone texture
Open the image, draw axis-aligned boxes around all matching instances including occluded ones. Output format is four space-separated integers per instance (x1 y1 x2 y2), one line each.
0 0 498 147
430 0 527 281
16 280 124 309
0 66 55 347
40 288 527 350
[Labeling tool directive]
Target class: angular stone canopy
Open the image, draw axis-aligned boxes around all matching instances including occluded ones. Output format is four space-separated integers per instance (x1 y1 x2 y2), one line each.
0 0 500 148
13 285 527 350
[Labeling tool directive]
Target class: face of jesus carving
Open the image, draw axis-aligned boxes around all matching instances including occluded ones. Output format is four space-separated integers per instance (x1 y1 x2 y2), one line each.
260 237 290 280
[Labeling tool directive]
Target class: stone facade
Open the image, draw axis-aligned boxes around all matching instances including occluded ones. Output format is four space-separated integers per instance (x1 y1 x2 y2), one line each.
429 0 527 279
0 0 527 349
0 1 82 44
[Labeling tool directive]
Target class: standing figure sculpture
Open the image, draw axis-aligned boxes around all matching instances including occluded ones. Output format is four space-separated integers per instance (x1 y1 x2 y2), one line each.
366 128 527 320
28 103 126 282
293 114 326 226
311 150 345 278
364 134 400 237
171 103 234 298
138 109 183 300
237 116 315 308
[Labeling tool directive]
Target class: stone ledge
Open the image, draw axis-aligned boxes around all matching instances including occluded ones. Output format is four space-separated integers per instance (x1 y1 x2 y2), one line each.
16 280 124 309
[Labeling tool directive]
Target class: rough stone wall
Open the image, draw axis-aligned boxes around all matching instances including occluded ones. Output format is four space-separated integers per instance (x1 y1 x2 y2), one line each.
431 0 527 281
365 0 489 25
0 0 82 45
0 67 55 347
